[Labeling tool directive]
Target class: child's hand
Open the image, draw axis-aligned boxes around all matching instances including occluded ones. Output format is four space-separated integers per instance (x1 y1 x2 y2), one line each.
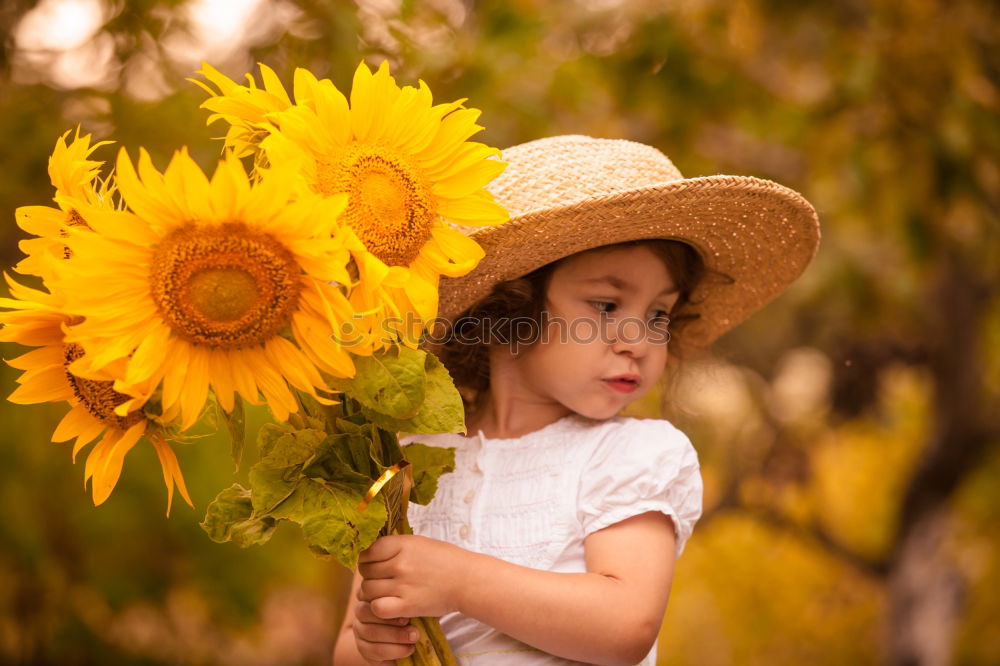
357 534 470 619
350 598 420 665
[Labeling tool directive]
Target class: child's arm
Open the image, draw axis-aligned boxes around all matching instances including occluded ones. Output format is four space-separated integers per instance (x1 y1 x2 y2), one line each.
358 510 677 666
333 569 420 665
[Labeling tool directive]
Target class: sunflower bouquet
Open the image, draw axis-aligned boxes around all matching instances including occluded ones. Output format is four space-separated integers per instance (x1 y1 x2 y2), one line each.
1 61 508 665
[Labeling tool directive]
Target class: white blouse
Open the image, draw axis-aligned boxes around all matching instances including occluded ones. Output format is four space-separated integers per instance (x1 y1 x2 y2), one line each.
399 413 703 666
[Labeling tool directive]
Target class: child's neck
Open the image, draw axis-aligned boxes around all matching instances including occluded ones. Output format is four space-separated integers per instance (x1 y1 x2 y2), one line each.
466 397 574 440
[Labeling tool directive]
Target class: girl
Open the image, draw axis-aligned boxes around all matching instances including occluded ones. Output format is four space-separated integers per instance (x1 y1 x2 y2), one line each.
333 135 820 665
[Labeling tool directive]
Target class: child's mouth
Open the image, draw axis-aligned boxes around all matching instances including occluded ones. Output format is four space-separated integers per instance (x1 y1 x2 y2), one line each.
602 376 640 394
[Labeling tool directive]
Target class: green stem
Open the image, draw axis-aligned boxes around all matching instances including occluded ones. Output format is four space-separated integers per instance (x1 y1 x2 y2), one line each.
317 396 456 665
396 616 456 666
389 431 456 666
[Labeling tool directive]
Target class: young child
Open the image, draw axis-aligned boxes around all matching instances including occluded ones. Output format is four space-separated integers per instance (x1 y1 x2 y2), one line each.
333 135 820 665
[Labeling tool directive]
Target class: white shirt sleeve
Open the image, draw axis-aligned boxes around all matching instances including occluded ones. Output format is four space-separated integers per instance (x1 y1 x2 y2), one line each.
576 418 703 559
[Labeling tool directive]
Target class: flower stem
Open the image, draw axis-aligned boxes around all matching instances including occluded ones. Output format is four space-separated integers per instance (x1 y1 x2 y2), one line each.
397 615 457 666
388 457 457 665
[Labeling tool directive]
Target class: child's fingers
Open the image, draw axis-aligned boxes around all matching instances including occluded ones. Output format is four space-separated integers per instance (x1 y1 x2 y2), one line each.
370 595 407 619
354 613 420 645
358 559 392 580
354 600 409 626
358 577 397 603
358 535 404 563
354 634 416 664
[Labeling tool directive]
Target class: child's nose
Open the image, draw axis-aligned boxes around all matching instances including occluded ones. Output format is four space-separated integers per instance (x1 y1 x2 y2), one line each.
608 318 654 356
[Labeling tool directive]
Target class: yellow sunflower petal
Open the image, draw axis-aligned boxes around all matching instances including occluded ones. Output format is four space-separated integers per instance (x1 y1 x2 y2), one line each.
114 148 178 231
426 226 486 274
258 62 292 106
52 403 97 444
161 337 191 413
243 347 296 421
432 159 508 200
227 351 263 406
15 205 67 237
84 421 145 506
264 335 328 394
123 323 172 386
312 78 351 145
150 433 194 518
437 189 510 226
206 348 236 412
8 372 71 404
178 345 211 430
71 420 108 460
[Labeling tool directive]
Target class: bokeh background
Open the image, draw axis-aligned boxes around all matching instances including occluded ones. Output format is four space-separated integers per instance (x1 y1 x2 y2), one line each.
1 0 998 664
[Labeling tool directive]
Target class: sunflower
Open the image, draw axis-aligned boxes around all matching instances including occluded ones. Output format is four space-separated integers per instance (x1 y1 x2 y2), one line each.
189 62 294 161
196 61 509 349
0 275 191 516
54 147 360 430
15 128 117 281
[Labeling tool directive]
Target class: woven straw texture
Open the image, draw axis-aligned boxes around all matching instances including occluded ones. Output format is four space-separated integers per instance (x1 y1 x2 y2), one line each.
438 135 821 349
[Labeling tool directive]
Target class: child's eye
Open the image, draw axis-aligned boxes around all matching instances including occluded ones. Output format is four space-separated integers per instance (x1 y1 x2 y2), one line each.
650 309 671 322
589 300 616 314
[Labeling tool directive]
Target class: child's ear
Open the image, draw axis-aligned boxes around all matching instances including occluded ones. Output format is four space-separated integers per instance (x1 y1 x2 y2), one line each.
457 385 478 404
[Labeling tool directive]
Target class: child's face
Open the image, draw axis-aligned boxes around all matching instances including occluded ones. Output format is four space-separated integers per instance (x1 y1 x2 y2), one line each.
510 244 679 420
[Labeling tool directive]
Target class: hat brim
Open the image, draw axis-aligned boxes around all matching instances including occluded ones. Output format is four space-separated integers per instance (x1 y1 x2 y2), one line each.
438 174 820 349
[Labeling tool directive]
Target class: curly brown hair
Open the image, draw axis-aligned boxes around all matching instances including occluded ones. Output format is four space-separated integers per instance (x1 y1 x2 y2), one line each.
425 239 727 417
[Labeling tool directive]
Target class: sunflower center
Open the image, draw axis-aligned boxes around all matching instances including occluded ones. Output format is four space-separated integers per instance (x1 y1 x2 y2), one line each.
63 344 145 430
316 144 435 267
149 222 302 349
187 267 259 322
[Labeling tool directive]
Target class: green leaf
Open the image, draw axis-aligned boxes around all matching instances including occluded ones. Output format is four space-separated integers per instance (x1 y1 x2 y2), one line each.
229 514 279 548
360 352 466 434
248 465 301 515
291 392 332 432
270 477 388 568
222 394 246 472
200 483 278 547
232 420 394 568
259 426 326 470
296 391 327 420
402 443 456 505
327 346 427 419
323 427 386 479
257 423 290 460
201 483 252 542
249 425 328 514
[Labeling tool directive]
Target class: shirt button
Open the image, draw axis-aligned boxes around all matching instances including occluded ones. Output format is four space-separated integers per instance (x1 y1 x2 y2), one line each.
463 490 475 504
459 524 470 539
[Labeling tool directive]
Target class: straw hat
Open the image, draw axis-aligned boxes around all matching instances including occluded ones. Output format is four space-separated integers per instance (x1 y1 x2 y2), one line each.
437 135 821 350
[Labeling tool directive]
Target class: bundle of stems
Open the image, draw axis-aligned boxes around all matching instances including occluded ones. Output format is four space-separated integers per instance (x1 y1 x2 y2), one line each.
355 418 458 666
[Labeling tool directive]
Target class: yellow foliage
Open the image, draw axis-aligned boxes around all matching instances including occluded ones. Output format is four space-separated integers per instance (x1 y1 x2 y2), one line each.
661 513 882 665
811 363 931 560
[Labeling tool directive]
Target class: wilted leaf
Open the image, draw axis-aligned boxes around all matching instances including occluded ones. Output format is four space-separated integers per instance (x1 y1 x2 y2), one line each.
200 483 278 547
222 394 246 472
